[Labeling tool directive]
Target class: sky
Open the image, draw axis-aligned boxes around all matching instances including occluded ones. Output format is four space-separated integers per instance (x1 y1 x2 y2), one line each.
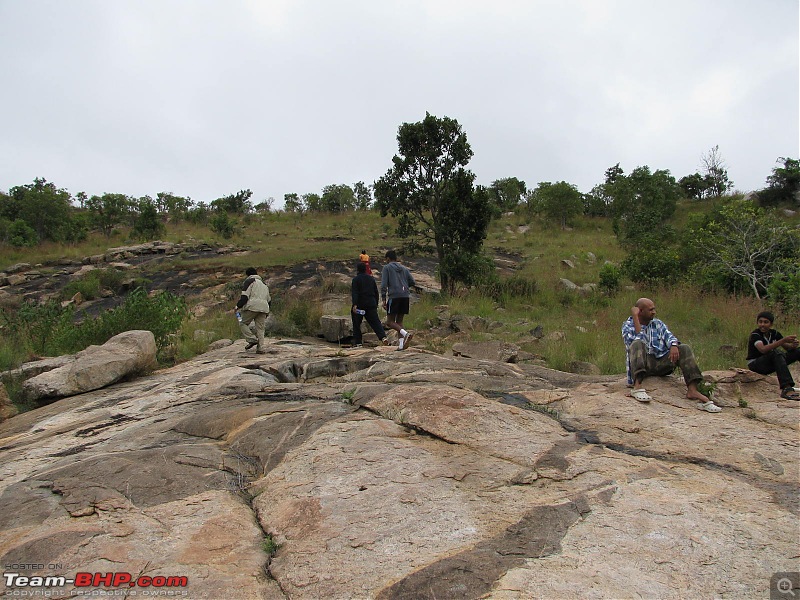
0 0 798 207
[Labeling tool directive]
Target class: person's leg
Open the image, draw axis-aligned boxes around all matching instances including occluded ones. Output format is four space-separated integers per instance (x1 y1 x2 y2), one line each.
674 344 713 404
364 308 386 343
628 340 650 387
351 311 363 346
239 310 258 347
749 350 796 390
253 312 267 352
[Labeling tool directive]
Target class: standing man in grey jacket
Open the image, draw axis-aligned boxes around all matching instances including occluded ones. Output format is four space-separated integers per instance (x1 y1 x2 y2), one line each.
380 250 416 350
236 267 271 354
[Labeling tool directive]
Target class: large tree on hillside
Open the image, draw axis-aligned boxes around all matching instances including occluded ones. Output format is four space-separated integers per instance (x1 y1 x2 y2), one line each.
533 181 583 229
608 165 680 247
374 113 493 294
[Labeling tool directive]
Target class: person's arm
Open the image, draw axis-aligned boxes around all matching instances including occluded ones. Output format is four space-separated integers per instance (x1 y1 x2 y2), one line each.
756 331 798 353
236 278 252 310
630 306 642 334
351 278 359 312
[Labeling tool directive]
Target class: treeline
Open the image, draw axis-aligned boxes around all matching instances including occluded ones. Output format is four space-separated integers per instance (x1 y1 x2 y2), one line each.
0 181 379 246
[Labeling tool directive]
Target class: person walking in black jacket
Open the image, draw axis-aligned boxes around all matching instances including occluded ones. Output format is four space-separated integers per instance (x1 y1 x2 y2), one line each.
351 262 388 348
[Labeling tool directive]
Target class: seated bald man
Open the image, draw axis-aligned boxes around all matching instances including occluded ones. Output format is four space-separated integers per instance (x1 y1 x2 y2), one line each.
621 297 721 412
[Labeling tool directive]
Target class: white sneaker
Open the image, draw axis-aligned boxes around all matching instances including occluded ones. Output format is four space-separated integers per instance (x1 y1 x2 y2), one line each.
697 401 722 413
398 335 405 351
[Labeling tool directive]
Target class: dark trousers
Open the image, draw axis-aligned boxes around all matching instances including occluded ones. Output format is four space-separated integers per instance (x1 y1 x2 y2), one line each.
351 307 386 344
629 339 703 386
749 348 800 389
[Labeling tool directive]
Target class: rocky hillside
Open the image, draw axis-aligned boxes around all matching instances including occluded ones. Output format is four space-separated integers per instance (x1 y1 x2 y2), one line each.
0 330 798 598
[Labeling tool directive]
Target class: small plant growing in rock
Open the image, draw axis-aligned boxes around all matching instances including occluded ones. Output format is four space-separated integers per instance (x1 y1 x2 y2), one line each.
262 535 279 557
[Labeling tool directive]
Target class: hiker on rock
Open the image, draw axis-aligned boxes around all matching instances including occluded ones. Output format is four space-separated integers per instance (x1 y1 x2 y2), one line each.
380 250 416 351
359 249 372 275
746 311 800 401
350 261 388 348
622 297 721 412
235 267 271 354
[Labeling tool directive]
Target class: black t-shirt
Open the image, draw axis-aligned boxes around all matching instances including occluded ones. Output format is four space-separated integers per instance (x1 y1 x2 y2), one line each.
747 328 782 361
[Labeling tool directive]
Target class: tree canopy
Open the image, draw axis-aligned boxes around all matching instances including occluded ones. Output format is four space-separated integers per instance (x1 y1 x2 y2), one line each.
374 113 493 293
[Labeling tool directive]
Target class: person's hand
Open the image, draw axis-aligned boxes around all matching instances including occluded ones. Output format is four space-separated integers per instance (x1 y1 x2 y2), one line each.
783 334 798 349
631 306 640 318
669 345 679 364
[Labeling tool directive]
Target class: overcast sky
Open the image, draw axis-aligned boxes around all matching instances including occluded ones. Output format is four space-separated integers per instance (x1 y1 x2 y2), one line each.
1 0 797 207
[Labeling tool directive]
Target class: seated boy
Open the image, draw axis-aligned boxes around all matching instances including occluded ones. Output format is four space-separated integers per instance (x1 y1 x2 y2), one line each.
746 311 800 400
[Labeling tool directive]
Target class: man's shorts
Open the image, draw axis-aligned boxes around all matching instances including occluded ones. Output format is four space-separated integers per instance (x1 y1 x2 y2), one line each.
386 297 410 316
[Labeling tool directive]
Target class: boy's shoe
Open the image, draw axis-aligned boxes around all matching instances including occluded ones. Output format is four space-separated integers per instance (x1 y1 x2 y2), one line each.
402 331 414 349
245 341 258 350
398 335 405 351
697 401 722 413
382 337 390 346
780 387 800 400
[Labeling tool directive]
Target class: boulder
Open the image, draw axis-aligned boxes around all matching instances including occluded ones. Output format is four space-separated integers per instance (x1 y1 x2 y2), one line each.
453 341 520 363
567 360 601 375
559 278 579 292
320 315 352 342
6 263 31 274
560 259 576 269
22 330 157 402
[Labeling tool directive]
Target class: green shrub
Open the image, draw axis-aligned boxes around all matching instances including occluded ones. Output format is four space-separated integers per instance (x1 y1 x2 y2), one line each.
622 246 681 285
8 219 38 247
0 288 188 362
210 212 237 239
598 263 621 294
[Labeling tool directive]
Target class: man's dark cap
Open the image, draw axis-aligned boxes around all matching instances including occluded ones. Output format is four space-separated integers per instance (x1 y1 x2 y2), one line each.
245 267 257 276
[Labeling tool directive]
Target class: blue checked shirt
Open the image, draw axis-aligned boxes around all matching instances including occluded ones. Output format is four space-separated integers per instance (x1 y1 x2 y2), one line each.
621 317 679 385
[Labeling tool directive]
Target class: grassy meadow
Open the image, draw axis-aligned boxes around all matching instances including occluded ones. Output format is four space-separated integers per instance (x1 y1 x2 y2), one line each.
1 201 797 381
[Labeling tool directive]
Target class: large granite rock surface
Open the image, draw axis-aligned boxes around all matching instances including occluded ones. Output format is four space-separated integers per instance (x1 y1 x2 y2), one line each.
0 339 797 599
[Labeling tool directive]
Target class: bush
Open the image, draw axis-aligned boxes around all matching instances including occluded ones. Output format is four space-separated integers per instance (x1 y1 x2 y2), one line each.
8 219 38 247
210 212 237 239
0 288 188 362
622 246 681 285
598 263 621 294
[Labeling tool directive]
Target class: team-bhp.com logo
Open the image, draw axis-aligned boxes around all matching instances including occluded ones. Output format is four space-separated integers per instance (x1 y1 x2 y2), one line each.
4 571 188 592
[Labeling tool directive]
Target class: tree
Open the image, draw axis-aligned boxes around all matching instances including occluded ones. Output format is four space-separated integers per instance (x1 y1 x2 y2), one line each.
3 178 73 242
283 193 304 214
533 181 583 229
353 182 373 210
688 199 799 299
758 157 800 207
156 192 193 222
86 193 131 237
374 112 493 294
131 196 165 240
488 177 527 215
211 189 253 214
608 166 680 247
321 184 355 213
302 193 322 213
678 173 708 200
700 145 733 197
